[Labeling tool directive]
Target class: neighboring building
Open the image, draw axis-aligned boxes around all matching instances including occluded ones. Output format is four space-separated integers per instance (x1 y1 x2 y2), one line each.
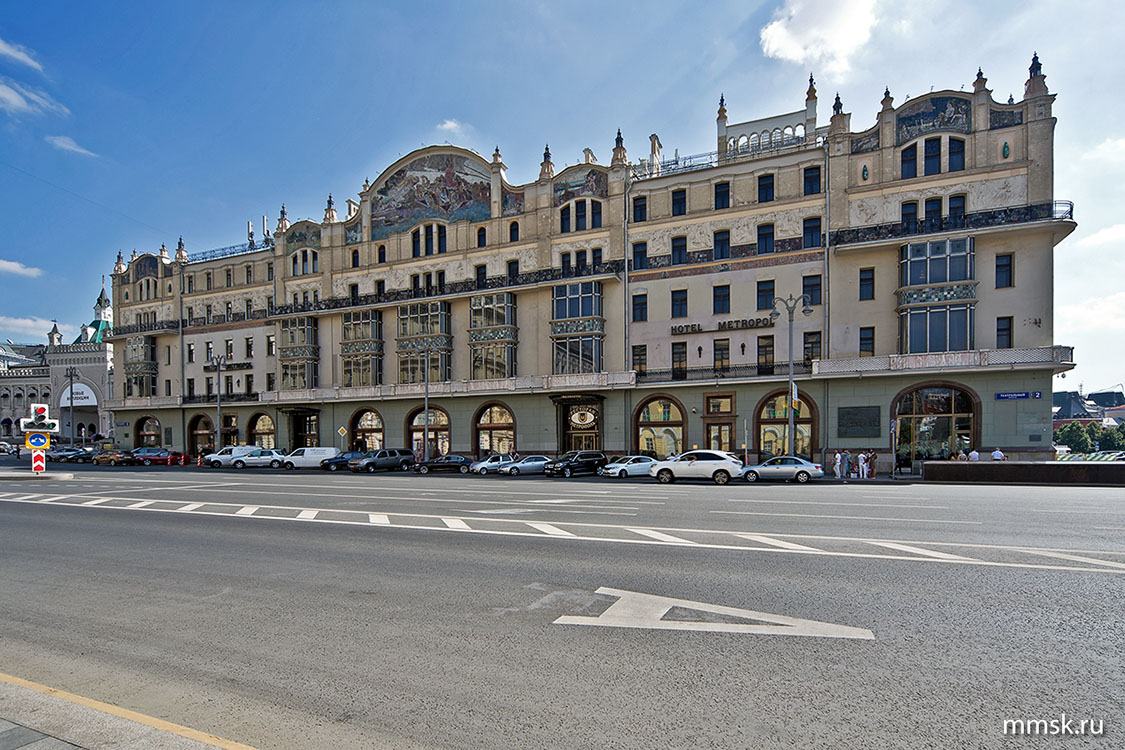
0 290 115 444
105 56 1075 471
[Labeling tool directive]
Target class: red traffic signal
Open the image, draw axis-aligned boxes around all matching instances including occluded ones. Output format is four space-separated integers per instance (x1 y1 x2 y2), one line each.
35 406 46 415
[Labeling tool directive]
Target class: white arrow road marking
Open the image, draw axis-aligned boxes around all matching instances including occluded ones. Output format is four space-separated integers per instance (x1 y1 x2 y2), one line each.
554 587 875 639
867 541 971 561
733 533 821 551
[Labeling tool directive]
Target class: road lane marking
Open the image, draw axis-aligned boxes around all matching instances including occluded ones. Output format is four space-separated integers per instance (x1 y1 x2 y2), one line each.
733 534 821 551
368 513 390 524
126 500 154 509
711 510 980 524
297 510 318 520
235 506 259 516
729 499 943 509
526 522 574 537
35 495 66 503
554 587 874 640
81 498 113 505
866 541 971 561
628 528 696 544
1015 549 1125 570
177 503 203 512
442 517 471 529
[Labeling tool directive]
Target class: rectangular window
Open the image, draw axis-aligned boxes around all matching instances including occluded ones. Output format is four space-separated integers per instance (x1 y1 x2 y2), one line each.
632 293 648 322
901 144 917 179
949 138 965 172
713 285 730 314
632 196 647 222
186 343 195 363
224 375 233 395
901 201 919 233
803 217 822 248
671 189 686 216
996 253 1013 288
803 166 821 195
632 242 648 269
758 174 774 203
859 268 875 300
245 266 253 284
671 289 688 318
378 246 386 263
437 225 447 254
205 377 213 396
187 276 194 293
757 280 775 311
205 273 212 290
476 264 487 288
714 230 730 260
245 337 254 358
859 326 875 357
803 275 822 306
245 299 253 317
706 396 733 414
560 205 571 233
591 200 602 228
561 252 571 275
672 342 687 379
592 247 602 266
266 373 275 391
412 229 421 258
757 335 775 374
507 260 519 281
671 236 687 265
757 223 774 254
224 339 234 358
376 280 385 295
714 182 730 209
266 335 275 356
997 316 1013 349
924 137 941 175
551 281 603 320
225 270 232 287
266 262 274 281
186 378 195 397
205 341 214 360
424 225 434 255
575 250 587 272
245 374 254 394
632 344 647 375
949 195 966 228
925 198 942 231
575 200 587 231
713 339 730 371
803 331 822 363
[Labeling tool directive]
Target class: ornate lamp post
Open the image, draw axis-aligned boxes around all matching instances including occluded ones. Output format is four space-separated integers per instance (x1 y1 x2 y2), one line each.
769 293 813 457
64 366 79 447
210 354 227 451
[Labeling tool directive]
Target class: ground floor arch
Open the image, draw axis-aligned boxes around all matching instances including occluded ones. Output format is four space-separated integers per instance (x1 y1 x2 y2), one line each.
407 406 450 459
350 409 384 452
754 389 818 460
249 412 276 449
134 416 162 448
187 414 214 456
474 402 515 458
892 382 979 470
634 395 686 459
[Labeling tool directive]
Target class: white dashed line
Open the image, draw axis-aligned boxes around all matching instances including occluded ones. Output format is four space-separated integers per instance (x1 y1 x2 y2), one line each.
126 500 154 509
628 528 696 544
368 513 390 525
82 498 113 506
297 510 319 520
711 510 980 524
442 517 470 530
235 506 259 516
866 541 971 561
177 503 203 512
525 522 574 537
733 533 821 551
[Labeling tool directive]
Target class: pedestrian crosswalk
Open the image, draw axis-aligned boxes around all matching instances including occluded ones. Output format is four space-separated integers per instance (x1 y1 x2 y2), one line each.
2 490 1124 574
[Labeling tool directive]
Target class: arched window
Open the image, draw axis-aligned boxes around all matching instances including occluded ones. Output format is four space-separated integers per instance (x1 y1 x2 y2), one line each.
351 249 360 268
135 416 162 449
635 396 684 459
474 403 514 458
1 418 12 437
509 221 519 242
477 227 486 248
351 409 384 452
187 414 213 456
407 407 450 459
893 384 976 470
756 392 815 460
249 413 276 449
378 245 386 263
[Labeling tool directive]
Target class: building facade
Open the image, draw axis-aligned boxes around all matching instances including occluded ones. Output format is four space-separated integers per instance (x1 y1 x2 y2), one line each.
105 56 1074 471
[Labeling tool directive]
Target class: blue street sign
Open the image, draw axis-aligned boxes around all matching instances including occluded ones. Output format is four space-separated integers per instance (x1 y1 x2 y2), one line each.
26 432 49 448
1032 391 1042 399
995 392 1030 400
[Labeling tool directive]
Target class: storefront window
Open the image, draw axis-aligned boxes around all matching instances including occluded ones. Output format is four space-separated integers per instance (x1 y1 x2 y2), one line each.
894 385 975 470
757 394 813 459
636 397 684 459
476 404 514 457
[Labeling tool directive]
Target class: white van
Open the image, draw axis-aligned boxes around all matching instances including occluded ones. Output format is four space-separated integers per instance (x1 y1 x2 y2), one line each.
204 445 258 468
283 446 340 469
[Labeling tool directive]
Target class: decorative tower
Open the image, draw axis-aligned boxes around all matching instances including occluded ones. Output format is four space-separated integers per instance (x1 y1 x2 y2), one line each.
277 204 290 233
113 251 127 275
174 236 188 263
94 286 112 326
323 194 338 223
611 129 627 167
805 75 818 136
716 94 728 159
1024 52 1048 99
47 323 62 347
158 242 169 262
539 144 555 180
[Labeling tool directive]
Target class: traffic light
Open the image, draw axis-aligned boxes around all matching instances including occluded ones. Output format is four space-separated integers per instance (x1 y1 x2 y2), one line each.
19 403 60 433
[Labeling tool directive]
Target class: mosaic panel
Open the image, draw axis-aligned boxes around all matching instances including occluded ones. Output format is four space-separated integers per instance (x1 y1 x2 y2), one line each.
341 340 384 355
896 96 971 145
286 227 321 248
345 220 363 244
550 318 605 336
469 326 518 343
989 109 1023 130
370 153 491 240
502 188 524 217
850 130 880 154
896 283 977 307
552 168 608 207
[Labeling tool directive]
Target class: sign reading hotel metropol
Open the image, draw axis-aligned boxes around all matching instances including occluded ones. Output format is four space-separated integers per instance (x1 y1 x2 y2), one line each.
669 317 776 336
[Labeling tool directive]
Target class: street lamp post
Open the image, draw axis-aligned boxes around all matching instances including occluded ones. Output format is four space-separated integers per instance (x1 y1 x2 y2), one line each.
423 346 431 464
64 366 79 447
210 354 227 452
769 293 813 457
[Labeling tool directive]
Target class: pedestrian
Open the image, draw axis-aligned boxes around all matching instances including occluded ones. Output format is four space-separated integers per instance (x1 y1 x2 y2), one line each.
991 448 1005 461
869 450 879 478
833 449 842 479
956 450 967 461
968 448 980 461
15 444 21 460
843 450 853 478
858 451 868 479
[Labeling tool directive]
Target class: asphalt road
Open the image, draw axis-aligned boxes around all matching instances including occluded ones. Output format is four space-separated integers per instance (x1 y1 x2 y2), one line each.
1 460 1122 748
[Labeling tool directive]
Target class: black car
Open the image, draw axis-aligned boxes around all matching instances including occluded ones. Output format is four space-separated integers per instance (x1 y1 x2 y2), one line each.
414 455 473 474
320 451 370 471
543 450 608 478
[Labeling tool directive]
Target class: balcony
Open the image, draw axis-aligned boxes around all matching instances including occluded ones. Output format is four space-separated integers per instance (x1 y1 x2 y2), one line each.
183 392 261 404
812 346 1074 376
831 201 1074 247
104 395 183 410
106 320 180 338
636 362 811 385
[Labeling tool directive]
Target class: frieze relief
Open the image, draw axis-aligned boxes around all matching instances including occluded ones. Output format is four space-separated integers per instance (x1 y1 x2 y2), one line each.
340 340 384 356
286 227 322 248
468 326 518 343
848 175 1027 226
396 334 453 353
850 130 880 154
896 282 977 308
550 318 605 336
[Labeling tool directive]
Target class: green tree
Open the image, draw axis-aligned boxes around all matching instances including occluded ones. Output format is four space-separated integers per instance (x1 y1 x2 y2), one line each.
1055 422 1093 453
1101 424 1125 451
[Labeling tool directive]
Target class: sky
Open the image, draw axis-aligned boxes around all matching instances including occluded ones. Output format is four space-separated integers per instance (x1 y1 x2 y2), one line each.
1 0 1122 393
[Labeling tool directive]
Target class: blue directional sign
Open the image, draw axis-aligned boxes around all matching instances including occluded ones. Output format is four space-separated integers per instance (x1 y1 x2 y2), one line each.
995 392 1030 400
26 432 49 449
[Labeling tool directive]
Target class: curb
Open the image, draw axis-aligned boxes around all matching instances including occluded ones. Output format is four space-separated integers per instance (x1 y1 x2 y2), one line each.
0 472 75 481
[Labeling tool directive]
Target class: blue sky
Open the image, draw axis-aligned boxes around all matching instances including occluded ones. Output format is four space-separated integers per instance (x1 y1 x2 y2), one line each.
1 0 1122 392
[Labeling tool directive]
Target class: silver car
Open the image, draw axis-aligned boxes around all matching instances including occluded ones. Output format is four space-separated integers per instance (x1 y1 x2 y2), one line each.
601 455 656 478
469 453 515 475
232 449 286 469
498 455 550 475
741 456 825 483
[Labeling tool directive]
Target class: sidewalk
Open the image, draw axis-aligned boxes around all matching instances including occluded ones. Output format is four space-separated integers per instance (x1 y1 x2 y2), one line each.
0 674 250 750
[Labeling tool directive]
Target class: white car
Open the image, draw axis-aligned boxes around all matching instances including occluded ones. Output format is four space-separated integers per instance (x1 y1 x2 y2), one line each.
648 450 743 485
232 449 286 469
204 445 257 468
469 453 515 475
283 446 341 469
601 455 656 478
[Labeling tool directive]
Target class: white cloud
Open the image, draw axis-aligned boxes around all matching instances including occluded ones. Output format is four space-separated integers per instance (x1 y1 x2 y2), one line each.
0 36 42 72
1075 223 1125 248
0 259 44 277
0 77 68 117
760 0 878 77
1058 291 1125 333
0 316 76 341
1082 137 1125 162
44 135 98 157
436 118 465 136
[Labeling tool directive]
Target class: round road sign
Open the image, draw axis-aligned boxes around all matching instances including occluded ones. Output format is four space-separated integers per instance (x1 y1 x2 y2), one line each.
26 432 49 449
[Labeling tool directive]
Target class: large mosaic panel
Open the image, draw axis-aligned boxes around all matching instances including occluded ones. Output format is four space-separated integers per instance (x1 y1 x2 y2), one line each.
896 96 971 145
502 188 524 217
370 154 491 240
989 109 1023 130
552 168 608 207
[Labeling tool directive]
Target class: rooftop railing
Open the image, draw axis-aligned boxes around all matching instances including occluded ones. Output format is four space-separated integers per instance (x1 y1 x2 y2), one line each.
186 237 273 264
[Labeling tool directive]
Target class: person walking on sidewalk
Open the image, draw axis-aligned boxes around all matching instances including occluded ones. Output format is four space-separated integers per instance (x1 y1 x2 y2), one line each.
868 450 879 478
833 449 842 479
858 451 869 479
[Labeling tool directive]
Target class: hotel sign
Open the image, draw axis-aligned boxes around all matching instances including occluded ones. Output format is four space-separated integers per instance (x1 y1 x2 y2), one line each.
669 317 775 336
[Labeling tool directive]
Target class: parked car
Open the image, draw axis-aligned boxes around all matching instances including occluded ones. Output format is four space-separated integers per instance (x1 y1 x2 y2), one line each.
468 453 515 475
232 449 286 469
282 446 341 469
414 455 473 474
544 450 608 478
349 448 414 473
320 451 370 472
648 450 743 485
0 442 16 455
92 449 137 466
46 447 84 462
741 456 824 483
497 455 551 475
204 445 258 468
131 447 168 460
62 447 99 463
138 449 187 466
601 455 657 478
